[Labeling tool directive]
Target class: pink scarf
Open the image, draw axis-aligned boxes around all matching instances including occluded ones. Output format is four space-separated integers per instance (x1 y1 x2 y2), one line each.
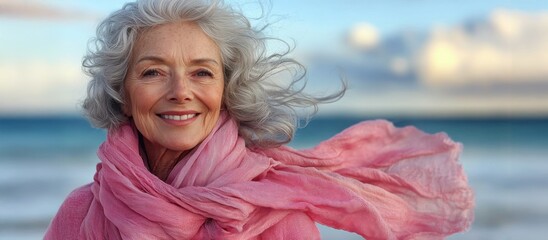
45 113 474 239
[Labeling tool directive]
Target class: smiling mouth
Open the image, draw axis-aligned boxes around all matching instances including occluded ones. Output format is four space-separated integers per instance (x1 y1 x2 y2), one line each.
159 113 198 121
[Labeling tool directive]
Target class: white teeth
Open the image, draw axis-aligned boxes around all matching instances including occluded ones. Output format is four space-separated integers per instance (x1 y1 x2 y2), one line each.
161 114 196 121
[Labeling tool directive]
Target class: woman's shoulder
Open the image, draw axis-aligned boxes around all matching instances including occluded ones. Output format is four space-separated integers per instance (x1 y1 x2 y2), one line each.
65 184 93 203
44 184 94 239
55 183 94 212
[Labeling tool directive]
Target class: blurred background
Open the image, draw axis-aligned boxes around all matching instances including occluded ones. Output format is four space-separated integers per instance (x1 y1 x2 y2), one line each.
1 0 547 239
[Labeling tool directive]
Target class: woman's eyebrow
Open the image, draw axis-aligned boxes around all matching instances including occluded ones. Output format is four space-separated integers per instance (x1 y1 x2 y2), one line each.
136 56 219 67
189 58 220 66
136 55 167 64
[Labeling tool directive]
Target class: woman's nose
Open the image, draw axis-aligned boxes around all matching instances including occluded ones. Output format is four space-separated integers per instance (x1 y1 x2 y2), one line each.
166 73 193 103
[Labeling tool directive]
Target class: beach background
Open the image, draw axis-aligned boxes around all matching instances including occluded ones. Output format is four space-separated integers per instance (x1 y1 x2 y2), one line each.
1 0 548 239
1 116 547 239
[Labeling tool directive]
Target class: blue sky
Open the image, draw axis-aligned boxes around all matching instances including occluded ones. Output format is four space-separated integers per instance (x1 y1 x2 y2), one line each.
1 0 547 116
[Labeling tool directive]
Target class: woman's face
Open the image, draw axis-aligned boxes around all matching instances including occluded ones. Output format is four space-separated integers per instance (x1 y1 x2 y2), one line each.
124 21 224 153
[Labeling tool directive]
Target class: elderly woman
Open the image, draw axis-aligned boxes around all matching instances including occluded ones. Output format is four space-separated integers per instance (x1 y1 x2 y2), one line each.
45 0 473 239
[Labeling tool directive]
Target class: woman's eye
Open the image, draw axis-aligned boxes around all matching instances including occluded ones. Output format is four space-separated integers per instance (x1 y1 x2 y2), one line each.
142 69 161 77
195 70 213 77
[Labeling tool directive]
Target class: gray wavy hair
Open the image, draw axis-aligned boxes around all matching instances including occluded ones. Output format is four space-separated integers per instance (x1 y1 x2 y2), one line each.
82 0 345 148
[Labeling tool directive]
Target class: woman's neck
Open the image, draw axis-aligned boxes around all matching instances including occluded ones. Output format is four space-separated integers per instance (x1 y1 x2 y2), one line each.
139 135 187 181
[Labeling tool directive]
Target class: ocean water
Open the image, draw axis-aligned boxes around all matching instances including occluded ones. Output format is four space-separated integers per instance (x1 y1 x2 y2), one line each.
1 116 547 239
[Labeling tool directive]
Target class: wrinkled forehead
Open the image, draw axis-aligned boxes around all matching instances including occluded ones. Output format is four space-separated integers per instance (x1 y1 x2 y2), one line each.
130 21 222 65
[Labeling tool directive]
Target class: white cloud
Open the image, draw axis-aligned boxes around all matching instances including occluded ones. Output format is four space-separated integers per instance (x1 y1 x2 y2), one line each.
0 0 99 21
418 9 548 88
316 8 548 117
348 22 379 50
0 59 88 114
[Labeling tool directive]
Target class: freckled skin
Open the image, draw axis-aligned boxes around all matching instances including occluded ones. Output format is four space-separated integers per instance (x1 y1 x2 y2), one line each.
123 21 224 180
